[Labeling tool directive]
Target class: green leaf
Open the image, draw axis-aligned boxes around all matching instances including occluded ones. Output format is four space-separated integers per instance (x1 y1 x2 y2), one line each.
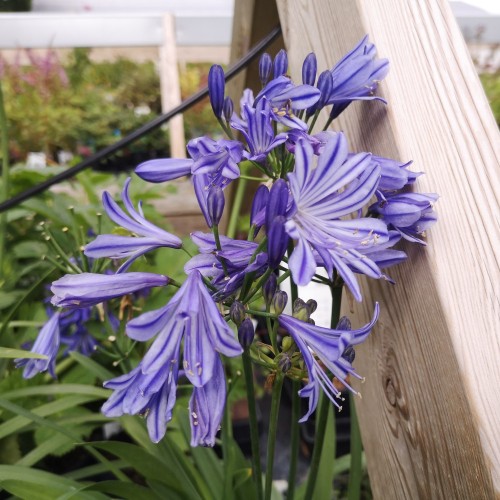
0 465 106 500
0 266 56 339
0 290 23 310
90 441 188 495
0 397 130 483
69 351 115 381
178 408 223 500
12 240 48 259
17 431 73 466
2 383 109 400
0 435 21 464
65 460 128 481
86 480 161 500
313 403 336 500
0 347 48 360
21 198 73 226
0 395 100 439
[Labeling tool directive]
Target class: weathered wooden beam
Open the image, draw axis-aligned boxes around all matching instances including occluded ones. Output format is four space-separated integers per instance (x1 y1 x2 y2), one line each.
228 0 284 106
275 0 499 498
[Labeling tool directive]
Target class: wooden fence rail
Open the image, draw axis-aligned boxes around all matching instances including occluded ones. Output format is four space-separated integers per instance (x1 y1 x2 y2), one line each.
233 0 500 497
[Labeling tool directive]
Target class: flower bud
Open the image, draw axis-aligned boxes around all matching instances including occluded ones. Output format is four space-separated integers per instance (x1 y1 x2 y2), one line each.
271 290 288 315
208 64 225 118
342 345 355 363
281 336 294 352
223 96 234 122
306 299 317 314
336 316 351 331
292 298 309 321
302 52 317 86
251 184 270 228
273 49 288 78
238 318 254 348
229 301 246 326
265 179 288 230
307 70 333 117
277 353 292 373
259 52 272 86
267 216 289 270
207 186 225 227
262 273 277 305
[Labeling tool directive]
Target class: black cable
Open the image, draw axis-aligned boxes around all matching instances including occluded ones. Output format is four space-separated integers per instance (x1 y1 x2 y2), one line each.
0 25 282 213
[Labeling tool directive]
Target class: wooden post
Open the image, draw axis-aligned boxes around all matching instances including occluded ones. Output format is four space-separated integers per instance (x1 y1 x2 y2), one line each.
159 13 185 158
272 1 499 498
228 0 283 107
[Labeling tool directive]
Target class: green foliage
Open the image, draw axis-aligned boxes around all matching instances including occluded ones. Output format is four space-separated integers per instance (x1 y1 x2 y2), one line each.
2 49 220 163
480 72 500 127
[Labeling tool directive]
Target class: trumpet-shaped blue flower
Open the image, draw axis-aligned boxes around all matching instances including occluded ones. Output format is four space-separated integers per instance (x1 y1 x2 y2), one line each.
102 360 179 443
126 270 242 387
254 75 321 129
189 355 226 447
85 178 182 272
328 35 389 119
370 191 438 244
16 312 61 379
188 136 244 182
231 98 288 162
185 232 268 298
136 137 244 186
279 303 379 421
286 135 389 300
51 272 169 308
367 155 420 192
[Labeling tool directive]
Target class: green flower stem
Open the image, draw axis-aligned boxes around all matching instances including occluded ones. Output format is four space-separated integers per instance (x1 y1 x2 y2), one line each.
212 224 229 277
0 82 9 271
242 349 263 500
347 392 363 500
227 162 251 239
239 174 267 182
243 268 273 304
304 283 343 499
222 392 233 500
246 309 278 320
304 391 330 500
286 262 300 500
264 372 284 500
286 380 301 500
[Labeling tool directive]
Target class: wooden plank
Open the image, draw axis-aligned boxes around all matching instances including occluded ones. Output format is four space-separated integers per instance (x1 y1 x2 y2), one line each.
275 0 500 498
159 14 186 159
228 0 283 106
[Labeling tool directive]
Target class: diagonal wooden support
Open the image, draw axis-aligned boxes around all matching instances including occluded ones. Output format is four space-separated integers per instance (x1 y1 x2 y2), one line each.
269 1 499 498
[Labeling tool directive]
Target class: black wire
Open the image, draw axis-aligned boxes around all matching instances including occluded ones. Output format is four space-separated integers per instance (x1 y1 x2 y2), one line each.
0 25 282 213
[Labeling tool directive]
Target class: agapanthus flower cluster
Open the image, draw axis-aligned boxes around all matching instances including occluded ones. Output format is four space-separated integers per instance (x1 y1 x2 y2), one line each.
18 36 438 446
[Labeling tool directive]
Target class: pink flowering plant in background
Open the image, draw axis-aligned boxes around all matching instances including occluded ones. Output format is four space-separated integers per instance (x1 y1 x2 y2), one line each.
13 36 438 499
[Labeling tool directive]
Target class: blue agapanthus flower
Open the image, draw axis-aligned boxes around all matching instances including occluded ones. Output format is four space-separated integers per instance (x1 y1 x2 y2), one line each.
85 178 182 272
279 303 379 421
328 35 389 119
189 354 226 447
285 134 389 300
51 272 169 308
185 232 268 298
101 270 242 442
16 312 61 379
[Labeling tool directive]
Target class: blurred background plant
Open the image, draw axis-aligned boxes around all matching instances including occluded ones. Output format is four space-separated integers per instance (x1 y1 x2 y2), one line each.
0 48 220 169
